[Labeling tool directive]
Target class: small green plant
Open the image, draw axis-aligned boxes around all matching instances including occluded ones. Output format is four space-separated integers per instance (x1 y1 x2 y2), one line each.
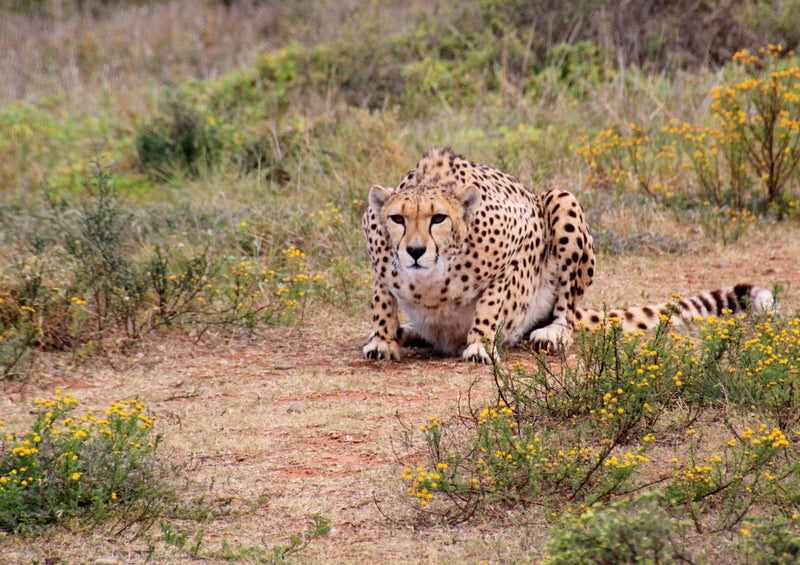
0 391 170 532
736 518 800 564
135 95 222 180
269 513 331 563
544 497 690 565
159 512 330 563
54 166 150 338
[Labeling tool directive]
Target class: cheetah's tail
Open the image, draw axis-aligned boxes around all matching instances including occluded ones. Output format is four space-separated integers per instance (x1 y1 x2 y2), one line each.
575 283 774 333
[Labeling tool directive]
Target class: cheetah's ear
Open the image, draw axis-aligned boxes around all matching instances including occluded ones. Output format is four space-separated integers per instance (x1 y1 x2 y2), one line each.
455 184 481 220
369 185 392 213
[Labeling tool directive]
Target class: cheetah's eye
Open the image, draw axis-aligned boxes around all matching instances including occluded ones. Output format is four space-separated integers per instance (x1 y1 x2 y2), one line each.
431 214 448 225
389 215 405 225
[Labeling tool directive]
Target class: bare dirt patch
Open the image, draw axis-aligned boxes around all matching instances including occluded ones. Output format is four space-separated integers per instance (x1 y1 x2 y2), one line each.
1 224 799 564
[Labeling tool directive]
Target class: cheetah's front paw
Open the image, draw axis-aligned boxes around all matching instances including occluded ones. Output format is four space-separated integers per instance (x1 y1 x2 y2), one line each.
461 342 493 364
363 336 401 361
529 324 572 353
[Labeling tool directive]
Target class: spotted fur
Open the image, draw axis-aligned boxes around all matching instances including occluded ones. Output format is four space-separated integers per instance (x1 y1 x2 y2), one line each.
362 149 773 363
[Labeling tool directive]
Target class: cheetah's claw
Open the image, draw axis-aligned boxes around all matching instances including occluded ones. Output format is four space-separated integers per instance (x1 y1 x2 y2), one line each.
529 324 572 353
461 342 493 364
363 337 400 361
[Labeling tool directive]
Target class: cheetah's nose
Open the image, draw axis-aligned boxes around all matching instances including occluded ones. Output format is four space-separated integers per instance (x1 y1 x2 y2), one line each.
406 246 426 261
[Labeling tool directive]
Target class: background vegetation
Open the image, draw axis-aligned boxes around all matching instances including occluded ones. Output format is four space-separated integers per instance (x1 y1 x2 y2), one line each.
1 0 800 562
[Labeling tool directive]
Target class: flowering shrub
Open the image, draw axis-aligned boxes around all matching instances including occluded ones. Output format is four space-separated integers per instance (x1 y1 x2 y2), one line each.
575 45 800 217
0 391 166 532
402 400 653 523
399 308 800 533
665 425 794 531
717 45 800 211
573 124 669 199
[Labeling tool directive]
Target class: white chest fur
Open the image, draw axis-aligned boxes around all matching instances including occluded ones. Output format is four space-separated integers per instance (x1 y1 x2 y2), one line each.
390 261 480 355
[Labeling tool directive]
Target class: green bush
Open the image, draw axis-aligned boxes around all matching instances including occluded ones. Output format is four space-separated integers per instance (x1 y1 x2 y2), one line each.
739 519 800 565
135 96 223 180
545 498 689 565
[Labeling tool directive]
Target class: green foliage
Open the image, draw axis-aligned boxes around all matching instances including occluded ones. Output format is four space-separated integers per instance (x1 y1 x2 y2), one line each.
0 103 125 196
135 95 223 180
159 512 331 563
527 41 612 99
206 13 612 134
545 497 688 565
0 391 169 532
739 519 800 564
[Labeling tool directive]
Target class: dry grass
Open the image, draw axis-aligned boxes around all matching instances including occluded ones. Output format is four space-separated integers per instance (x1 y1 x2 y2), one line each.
0 222 798 564
0 1 281 117
0 0 437 119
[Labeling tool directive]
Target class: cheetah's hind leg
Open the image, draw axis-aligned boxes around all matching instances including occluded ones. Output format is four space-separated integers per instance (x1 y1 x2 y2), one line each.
397 324 430 348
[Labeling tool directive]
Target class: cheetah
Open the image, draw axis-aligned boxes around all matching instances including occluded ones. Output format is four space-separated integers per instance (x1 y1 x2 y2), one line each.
362 149 773 364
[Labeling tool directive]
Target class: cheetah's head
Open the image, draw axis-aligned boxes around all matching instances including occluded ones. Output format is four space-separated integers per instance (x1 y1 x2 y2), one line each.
369 183 480 273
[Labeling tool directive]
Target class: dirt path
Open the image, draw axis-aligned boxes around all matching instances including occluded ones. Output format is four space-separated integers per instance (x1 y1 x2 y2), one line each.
1 314 521 564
